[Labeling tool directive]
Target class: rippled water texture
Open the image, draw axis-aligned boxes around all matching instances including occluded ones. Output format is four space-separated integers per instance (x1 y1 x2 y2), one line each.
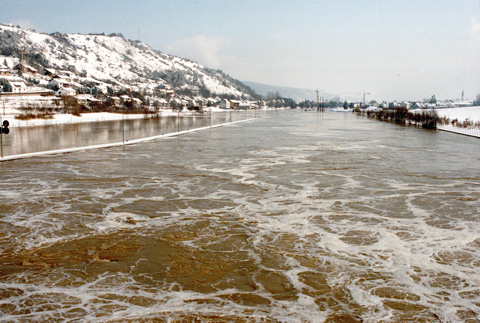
1 111 479 322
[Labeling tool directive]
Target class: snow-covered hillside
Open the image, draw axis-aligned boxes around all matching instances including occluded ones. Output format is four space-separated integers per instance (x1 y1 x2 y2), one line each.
0 24 255 98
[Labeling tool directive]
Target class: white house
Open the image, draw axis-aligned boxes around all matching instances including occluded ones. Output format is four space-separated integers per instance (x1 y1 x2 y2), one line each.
453 101 473 108
50 78 72 89
57 70 74 82
56 87 76 96
0 64 10 76
219 99 231 109
74 94 96 105
411 102 425 109
156 98 168 108
132 98 143 108
10 81 28 93
230 100 241 109
239 101 252 110
110 96 121 107
15 64 37 75
119 95 130 104
95 84 108 94
44 68 57 77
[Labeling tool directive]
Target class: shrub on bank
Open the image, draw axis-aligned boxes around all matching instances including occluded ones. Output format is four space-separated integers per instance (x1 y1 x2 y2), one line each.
15 112 54 120
361 108 439 130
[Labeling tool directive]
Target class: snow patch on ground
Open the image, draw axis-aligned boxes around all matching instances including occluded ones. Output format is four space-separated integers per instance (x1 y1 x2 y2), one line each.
1 106 227 128
434 106 480 123
431 106 480 138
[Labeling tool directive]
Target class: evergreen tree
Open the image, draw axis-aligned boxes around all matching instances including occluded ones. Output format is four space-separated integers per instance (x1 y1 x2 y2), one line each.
474 93 480 106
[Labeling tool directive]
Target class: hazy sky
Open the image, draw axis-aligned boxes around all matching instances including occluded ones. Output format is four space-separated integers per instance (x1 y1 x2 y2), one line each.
1 0 479 101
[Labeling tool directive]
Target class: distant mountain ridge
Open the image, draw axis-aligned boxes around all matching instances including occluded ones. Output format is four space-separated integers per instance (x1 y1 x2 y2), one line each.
0 24 256 99
242 81 339 102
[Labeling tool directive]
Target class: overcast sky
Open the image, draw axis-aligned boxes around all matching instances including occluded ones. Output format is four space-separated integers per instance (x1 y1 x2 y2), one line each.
1 0 479 101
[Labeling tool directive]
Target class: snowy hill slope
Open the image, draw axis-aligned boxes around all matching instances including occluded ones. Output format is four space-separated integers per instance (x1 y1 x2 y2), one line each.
0 24 256 98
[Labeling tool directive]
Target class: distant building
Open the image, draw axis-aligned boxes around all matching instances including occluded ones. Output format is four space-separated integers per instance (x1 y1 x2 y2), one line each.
74 94 89 105
57 70 74 82
219 99 231 109
452 101 473 108
14 64 37 75
239 101 252 110
49 78 72 89
56 87 76 96
219 99 242 109
155 98 168 108
132 98 143 108
110 96 121 107
0 64 10 76
10 80 28 93
410 102 425 109
206 98 218 106
119 95 130 105
230 100 241 109
44 68 57 77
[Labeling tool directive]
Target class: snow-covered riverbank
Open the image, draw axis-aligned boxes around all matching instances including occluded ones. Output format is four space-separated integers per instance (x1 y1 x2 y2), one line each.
433 106 480 138
0 107 229 128
434 106 480 123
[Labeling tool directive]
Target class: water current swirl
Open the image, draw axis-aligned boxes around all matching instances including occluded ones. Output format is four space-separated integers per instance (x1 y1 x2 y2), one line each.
0 110 479 322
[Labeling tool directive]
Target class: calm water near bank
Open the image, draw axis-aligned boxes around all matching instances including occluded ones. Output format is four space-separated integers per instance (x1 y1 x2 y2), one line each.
0 110 479 322
0 111 254 157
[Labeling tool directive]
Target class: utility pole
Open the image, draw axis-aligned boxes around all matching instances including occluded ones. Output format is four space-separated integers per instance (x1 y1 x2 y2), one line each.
315 89 324 112
362 91 370 105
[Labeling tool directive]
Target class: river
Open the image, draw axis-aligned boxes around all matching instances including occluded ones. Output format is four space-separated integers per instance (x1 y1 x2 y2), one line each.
0 110 479 322
0 111 254 157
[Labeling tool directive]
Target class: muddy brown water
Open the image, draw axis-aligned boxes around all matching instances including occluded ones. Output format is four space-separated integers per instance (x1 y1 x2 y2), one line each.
0 110 479 322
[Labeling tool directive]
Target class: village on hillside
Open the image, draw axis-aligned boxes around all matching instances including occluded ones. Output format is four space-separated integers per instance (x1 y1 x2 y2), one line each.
1 60 477 116
0 58 268 119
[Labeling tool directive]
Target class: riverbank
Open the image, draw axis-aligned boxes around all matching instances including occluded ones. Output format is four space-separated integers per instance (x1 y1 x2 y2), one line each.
437 125 480 138
422 106 480 138
434 106 480 124
0 107 231 128
357 106 480 138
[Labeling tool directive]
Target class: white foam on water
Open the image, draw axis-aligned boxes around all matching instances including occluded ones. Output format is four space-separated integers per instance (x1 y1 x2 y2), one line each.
1 269 333 322
92 212 149 232
2 111 480 321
